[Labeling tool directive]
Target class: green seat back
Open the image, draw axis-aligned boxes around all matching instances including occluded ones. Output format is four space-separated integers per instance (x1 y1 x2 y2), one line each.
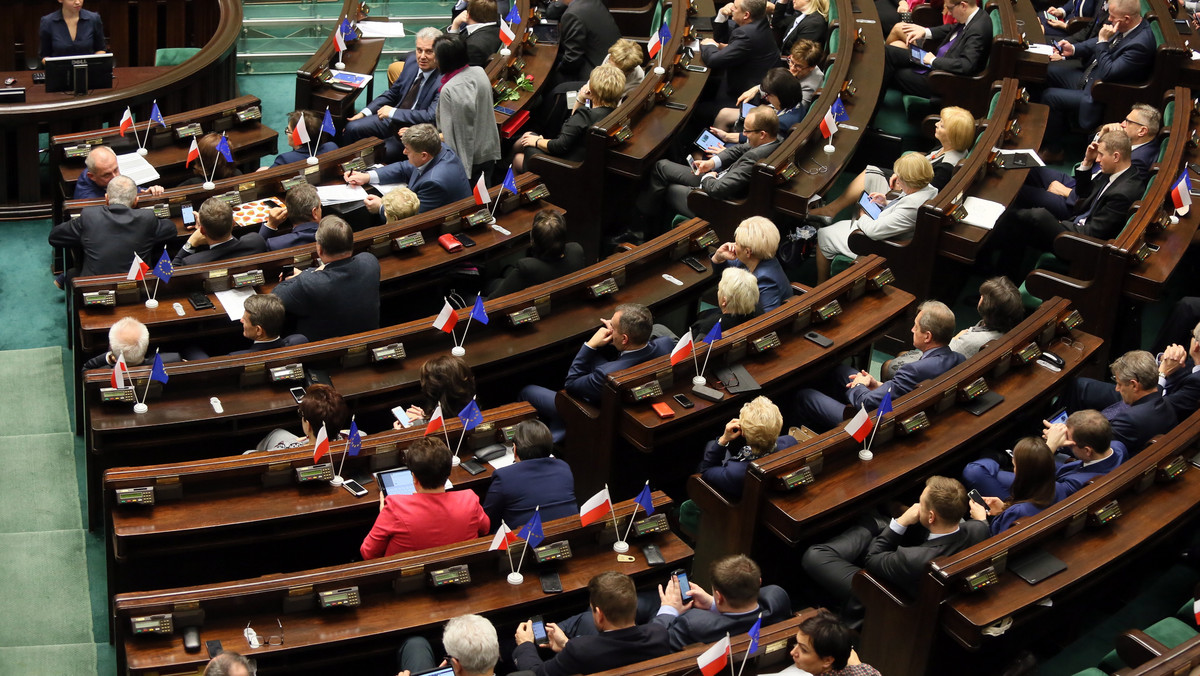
155 48 201 67
829 26 840 53
1164 99 1175 127
827 0 838 24
1099 618 1199 672
990 7 1001 34
987 89 1003 118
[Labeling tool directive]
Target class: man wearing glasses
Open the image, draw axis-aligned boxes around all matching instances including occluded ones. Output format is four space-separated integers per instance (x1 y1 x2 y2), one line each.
881 0 992 99
1064 350 1177 454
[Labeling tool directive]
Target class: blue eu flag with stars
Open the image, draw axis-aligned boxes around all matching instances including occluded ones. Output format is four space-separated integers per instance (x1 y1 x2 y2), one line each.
517 509 544 548
153 250 173 284
502 167 519 195
458 399 483 431
149 351 169 384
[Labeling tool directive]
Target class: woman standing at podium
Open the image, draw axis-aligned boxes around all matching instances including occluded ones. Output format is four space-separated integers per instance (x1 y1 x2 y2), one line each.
40 0 107 62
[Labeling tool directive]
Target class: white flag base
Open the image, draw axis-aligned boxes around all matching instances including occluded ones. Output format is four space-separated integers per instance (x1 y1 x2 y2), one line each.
1171 213 1182 223
500 48 512 57
506 571 524 585
451 455 461 467
202 181 215 190
329 475 345 486
858 449 874 461
692 376 706 386
144 298 159 309
654 66 666 76
823 144 836 154
133 402 149 414
306 156 319 165
335 61 346 70
612 540 629 553
451 346 466 357
137 147 149 157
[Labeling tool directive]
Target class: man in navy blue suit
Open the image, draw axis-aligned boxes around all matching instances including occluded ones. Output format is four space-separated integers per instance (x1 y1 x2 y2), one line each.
1041 0 1156 137
343 124 472 214
260 183 322 251
963 410 1124 502
481 420 577 530
520 303 674 442
701 0 780 110
794 301 965 432
652 555 791 650
1158 322 1200 420
343 28 442 162
1065 350 1178 454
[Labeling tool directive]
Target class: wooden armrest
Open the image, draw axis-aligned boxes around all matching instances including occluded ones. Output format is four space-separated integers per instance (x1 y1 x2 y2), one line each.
686 474 736 513
1116 629 1173 668
555 389 599 423
1052 230 1108 263
1065 16 1094 33
527 152 584 173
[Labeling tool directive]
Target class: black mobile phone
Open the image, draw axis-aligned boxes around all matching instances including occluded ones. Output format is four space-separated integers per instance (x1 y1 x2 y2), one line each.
968 488 987 510
495 104 517 115
289 386 306 404
643 543 665 565
540 570 563 594
673 393 695 409
460 459 486 475
673 568 692 601
205 639 223 659
664 101 688 110
457 233 477 247
188 292 214 310
805 331 834 348
343 479 367 497
280 264 296 279
531 615 550 646
681 255 706 272
1039 351 1065 368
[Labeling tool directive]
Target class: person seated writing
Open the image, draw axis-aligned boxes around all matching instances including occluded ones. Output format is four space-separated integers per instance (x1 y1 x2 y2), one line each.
514 65 626 172
343 124 472 214
709 216 794 312
40 0 106 62
966 437 1057 535
485 209 585 298
814 152 937 283
360 437 489 559
395 355 477 428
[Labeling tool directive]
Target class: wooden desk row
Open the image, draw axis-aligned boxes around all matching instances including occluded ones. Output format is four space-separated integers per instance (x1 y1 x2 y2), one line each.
114 493 687 675
687 297 1090 581
854 407 1200 676
294 0 381 126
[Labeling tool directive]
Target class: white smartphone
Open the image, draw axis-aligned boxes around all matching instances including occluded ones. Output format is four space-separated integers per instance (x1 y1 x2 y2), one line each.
391 405 413 428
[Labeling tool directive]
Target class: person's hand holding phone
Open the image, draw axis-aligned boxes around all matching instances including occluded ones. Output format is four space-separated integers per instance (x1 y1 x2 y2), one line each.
968 499 987 521
694 158 716 175
983 496 1004 516
1043 419 1070 451
546 623 569 652
514 620 535 645
657 575 692 614
684 580 714 610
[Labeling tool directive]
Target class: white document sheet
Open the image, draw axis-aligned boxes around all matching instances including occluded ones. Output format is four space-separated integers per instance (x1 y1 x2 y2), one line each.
316 183 369 205
357 21 407 38
116 152 161 185
214 287 256 322
960 196 1007 230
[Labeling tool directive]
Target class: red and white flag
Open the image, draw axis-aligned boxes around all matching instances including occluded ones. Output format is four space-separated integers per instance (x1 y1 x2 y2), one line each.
579 487 612 526
648 28 663 59
110 353 129 388
473 173 491 205
1193 598 1200 625
119 108 134 137
433 301 459 333
424 404 445 436
185 138 200 167
312 423 330 463
820 106 838 139
127 254 149 281
697 635 731 676
499 19 516 46
844 404 872 442
489 521 518 551
333 25 348 53
291 114 310 146
670 330 693 366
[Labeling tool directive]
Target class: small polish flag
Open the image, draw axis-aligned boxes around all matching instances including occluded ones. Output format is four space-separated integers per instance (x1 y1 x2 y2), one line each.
845 404 872 442
670 330 694 366
1193 598 1200 625
473 173 491 205
312 423 330 464
425 404 445 436
185 138 200 167
333 24 348 53
499 19 516 46
579 487 613 526
433 300 459 333
110 353 129 388
126 254 149 281
648 26 663 59
489 521 518 551
119 108 134 137
697 635 731 676
820 106 838 139
292 114 310 147
1171 170 1192 214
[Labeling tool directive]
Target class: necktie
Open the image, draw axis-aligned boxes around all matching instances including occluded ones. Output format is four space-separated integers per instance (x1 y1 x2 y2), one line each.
1081 30 1122 87
1074 173 1113 228
399 72 425 109
936 25 965 58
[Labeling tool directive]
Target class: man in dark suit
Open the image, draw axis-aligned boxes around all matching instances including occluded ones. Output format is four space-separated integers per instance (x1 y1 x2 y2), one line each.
652 555 791 650
702 0 780 109
1066 350 1178 454
963 410 1124 502
232 295 307 355
73 146 166 200
801 476 989 609
82 317 183 370
344 124 472 214
481 420 577 529
512 572 672 675
632 107 781 237
990 129 1146 279
450 0 502 67
260 183 322 251
519 303 674 441
272 216 381 342
1015 103 1161 219
1158 322 1200 419
49 175 175 284
1041 0 1156 135
554 0 621 85
172 197 269 266
794 300 965 432
343 27 442 162
882 0 992 99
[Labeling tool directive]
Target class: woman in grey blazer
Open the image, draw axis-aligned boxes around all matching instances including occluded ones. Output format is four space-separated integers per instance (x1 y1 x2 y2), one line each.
434 34 502 182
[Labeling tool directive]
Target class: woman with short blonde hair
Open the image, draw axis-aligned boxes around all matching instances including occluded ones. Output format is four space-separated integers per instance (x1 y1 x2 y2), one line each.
692 266 762 337
711 216 794 311
696 395 796 499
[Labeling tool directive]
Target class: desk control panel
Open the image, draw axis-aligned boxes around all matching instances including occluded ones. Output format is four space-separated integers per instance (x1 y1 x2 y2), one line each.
534 540 573 564
429 564 471 587
318 586 361 609
130 613 173 636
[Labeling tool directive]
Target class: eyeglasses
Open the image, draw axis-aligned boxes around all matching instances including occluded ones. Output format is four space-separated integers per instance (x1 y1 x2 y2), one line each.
1122 117 1146 128
245 619 284 648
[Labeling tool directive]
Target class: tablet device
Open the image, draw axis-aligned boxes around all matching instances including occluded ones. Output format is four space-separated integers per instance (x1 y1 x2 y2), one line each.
858 192 883 219
910 46 931 64
741 101 755 117
532 23 560 44
694 130 726 152
412 667 455 676
374 467 417 497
